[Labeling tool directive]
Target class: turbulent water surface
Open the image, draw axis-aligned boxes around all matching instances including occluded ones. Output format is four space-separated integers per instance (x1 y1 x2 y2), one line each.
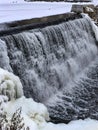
0 16 98 123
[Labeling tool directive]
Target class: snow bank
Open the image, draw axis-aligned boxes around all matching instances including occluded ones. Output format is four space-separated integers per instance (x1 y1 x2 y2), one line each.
0 68 23 100
0 0 25 4
42 119 98 130
0 2 71 23
4 96 98 130
5 96 49 124
0 0 98 24
4 96 49 129
93 0 98 5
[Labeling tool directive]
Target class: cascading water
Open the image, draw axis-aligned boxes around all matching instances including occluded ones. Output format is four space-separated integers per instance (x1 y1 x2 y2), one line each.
0 16 98 123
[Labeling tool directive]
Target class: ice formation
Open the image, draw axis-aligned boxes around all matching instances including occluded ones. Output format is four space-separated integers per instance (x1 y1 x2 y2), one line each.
0 67 49 130
5 96 49 125
0 39 12 71
0 68 23 100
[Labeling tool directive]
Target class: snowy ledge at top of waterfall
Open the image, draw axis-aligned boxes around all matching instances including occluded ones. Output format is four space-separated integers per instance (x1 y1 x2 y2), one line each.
0 0 98 23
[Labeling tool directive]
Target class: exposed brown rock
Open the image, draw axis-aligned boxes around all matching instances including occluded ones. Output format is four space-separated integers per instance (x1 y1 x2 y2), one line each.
95 6 98 24
71 4 98 25
71 5 84 13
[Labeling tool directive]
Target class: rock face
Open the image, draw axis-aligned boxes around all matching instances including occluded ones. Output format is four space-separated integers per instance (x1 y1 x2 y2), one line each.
71 5 84 13
71 4 98 25
71 4 95 13
95 6 98 25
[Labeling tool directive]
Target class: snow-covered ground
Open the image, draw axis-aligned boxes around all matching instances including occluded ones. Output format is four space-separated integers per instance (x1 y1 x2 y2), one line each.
0 0 97 23
0 0 25 4
0 2 71 23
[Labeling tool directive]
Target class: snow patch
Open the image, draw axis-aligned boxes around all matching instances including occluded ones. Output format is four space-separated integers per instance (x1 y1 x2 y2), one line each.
0 0 25 4
41 119 98 130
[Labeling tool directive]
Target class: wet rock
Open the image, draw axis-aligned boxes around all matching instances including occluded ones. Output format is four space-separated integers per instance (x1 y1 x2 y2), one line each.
71 4 98 24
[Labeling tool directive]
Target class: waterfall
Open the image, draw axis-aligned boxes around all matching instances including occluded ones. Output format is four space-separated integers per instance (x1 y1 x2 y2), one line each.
1 16 98 123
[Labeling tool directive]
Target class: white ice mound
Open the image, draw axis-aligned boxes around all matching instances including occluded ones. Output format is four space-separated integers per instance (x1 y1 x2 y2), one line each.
0 68 23 100
5 96 49 125
0 68 49 129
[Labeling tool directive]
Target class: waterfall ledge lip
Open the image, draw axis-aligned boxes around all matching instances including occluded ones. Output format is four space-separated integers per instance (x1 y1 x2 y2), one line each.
0 12 82 37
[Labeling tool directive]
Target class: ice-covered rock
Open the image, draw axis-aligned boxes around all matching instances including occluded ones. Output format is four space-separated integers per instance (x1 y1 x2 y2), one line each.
0 68 49 129
0 68 23 100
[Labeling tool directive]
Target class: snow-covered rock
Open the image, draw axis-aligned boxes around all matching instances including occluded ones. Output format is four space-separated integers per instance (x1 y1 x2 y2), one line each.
0 68 23 100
